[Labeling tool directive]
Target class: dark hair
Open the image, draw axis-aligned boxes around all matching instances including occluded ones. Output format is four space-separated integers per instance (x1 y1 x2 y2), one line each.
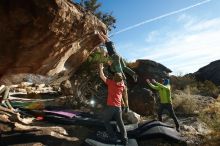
113 73 123 83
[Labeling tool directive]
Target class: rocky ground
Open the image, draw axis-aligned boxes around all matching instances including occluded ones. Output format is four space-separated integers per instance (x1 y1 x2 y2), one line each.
0 83 219 146
1 114 212 146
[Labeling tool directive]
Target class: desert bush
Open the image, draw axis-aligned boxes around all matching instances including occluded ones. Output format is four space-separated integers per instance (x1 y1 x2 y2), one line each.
199 97 220 131
171 76 220 98
197 80 220 98
170 76 196 91
199 97 220 145
172 93 199 114
202 132 220 146
87 50 108 64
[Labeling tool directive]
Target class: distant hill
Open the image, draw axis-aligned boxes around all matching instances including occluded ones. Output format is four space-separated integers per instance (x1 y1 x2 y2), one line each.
194 60 220 85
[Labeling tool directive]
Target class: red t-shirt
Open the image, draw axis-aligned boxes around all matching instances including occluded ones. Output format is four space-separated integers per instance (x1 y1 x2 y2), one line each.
106 79 125 107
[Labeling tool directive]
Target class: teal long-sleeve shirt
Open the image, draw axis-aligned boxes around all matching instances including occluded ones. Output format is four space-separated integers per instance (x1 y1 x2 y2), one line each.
105 41 136 80
148 81 172 103
109 54 136 80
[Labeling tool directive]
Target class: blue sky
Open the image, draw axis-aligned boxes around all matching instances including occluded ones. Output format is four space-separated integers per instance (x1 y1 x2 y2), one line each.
76 0 220 75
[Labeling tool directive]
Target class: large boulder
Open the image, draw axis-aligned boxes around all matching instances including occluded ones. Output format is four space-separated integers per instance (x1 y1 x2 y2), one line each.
194 60 220 85
123 110 141 124
128 87 156 115
127 59 172 115
128 59 172 87
0 0 106 84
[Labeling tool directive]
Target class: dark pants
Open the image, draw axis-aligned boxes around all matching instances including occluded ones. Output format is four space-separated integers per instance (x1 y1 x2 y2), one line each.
102 106 127 141
158 103 179 129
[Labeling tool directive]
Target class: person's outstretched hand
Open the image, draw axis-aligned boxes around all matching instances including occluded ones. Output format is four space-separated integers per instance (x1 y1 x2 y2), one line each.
95 30 110 42
96 31 106 43
152 79 157 84
146 79 150 83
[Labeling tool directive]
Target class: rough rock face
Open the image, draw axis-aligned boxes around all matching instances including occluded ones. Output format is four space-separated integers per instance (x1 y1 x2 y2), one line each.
194 60 220 85
129 87 155 115
127 59 172 115
130 59 172 87
0 0 106 83
60 80 73 95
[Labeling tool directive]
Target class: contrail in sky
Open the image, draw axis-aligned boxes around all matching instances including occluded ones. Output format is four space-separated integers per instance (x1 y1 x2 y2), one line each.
111 0 212 36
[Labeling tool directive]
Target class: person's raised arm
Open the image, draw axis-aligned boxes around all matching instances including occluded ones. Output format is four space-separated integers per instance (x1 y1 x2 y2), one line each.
152 79 170 89
97 31 118 57
146 79 159 90
120 58 137 82
99 63 107 83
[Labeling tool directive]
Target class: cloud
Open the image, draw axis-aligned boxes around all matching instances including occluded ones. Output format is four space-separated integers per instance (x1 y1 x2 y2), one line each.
178 14 220 31
188 17 220 31
177 14 197 29
145 31 159 43
139 16 220 74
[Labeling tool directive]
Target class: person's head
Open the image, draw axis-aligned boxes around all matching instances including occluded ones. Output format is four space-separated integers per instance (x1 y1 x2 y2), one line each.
163 78 170 85
113 73 123 83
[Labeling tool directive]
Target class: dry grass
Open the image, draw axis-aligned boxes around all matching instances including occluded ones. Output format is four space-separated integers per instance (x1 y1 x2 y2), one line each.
171 76 196 91
171 76 220 98
172 93 199 114
172 93 220 145
202 131 220 146
197 80 220 98
199 96 220 145
199 96 220 130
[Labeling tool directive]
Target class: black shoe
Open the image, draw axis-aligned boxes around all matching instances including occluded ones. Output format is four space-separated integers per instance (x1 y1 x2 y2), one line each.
176 127 180 132
122 138 128 146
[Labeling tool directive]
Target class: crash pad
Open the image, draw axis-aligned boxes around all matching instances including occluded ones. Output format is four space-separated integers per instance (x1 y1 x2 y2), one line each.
84 138 138 146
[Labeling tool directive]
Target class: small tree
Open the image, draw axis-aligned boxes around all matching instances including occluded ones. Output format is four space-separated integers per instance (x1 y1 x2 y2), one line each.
79 0 116 31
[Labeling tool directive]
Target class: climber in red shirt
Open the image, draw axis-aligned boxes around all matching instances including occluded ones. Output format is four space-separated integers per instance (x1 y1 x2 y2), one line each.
99 63 128 145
